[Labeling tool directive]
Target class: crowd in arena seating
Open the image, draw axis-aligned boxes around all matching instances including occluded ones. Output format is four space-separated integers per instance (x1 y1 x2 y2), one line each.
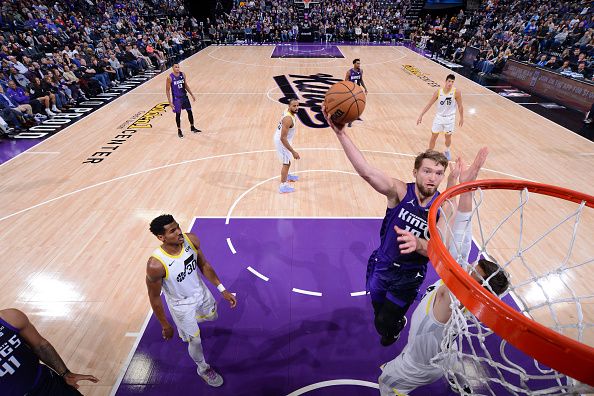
209 0 592 81
208 0 412 45
1 0 592 137
419 0 593 80
0 0 201 136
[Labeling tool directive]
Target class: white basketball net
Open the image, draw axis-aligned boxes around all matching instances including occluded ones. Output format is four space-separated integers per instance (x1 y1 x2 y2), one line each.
430 186 594 395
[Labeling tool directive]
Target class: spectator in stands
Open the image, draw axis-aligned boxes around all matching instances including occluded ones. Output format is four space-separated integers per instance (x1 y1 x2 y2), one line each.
0 84 32 116
108 53 125 82
30 76 60 113
536 54 549 67
576 62 592 79
545 55 560 69
7 79 51 117
557 60 573 74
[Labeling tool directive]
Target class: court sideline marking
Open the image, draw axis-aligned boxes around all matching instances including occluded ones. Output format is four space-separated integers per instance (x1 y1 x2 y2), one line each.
0 148 532 223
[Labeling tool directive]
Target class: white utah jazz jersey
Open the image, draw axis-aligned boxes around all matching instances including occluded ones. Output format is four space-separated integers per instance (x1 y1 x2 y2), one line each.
151 234 209 301
404 279 448 365
435 87 457 118
274 110 297 141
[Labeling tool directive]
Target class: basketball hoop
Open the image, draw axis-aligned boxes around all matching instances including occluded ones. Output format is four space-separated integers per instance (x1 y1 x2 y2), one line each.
303 0 311 9
427 179 594 392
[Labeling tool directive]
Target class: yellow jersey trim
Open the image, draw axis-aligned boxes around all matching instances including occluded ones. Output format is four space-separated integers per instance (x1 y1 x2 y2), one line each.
284 111 296 126
196 306 217 320
391 388 408 396
425 280 443 315
151 254 169 280
159 244 184 259
184 233 198 253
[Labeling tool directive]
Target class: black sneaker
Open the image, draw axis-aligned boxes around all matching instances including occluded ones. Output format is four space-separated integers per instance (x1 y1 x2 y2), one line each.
191 126 201 133
178 130 184 138
380 316 407 346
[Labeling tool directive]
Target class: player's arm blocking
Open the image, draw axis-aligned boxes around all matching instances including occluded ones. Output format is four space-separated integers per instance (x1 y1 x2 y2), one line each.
445 148 488 264
146 257 174 339
187 233 237 308
280 116 299 159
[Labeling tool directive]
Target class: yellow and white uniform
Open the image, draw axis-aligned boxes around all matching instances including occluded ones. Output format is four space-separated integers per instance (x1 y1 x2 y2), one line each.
378 279 447 395
151 234 217 341
431 87 457 134
273 110 297 164
379 211 472 395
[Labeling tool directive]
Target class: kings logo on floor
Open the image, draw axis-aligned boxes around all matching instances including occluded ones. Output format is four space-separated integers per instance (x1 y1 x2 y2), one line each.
273 73 343 129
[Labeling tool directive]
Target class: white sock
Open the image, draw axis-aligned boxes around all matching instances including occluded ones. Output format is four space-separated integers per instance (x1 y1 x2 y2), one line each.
188 335 209 374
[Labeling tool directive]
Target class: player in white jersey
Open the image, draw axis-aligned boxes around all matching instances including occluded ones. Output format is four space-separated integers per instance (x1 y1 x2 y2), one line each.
379 148 511 395
417 74 464 161
146 214 237 388
274 98 300 194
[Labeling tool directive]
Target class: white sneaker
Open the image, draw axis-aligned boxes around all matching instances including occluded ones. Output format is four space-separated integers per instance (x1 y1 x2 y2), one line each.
198 367 223 387
51 105 61 113
45 109 56 116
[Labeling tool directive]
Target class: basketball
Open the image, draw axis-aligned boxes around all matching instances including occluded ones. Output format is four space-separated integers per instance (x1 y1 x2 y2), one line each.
324 81 366 125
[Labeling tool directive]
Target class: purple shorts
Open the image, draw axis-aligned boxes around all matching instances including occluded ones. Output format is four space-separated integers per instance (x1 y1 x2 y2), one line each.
172 96 191 113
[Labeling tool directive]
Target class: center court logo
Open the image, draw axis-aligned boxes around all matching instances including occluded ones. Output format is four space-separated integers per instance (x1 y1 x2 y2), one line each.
273 73 343 128
402 65 440 87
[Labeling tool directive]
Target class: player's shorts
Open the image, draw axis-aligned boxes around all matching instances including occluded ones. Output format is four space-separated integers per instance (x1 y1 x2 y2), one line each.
274 135 293 165
166 289 217 342
172 95 191 113
366 249 426 307
431 115 455 134
379 353 443 395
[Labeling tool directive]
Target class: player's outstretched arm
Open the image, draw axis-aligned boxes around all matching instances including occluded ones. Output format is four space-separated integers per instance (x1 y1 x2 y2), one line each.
322 105 405 202
1 308 99 388
188 233 237 308
446 147 489 263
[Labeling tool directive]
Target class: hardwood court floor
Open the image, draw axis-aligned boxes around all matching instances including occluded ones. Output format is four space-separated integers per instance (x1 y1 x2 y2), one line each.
0 45 592 395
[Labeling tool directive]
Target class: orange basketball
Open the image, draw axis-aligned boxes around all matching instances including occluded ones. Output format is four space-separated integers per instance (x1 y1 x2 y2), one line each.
324 81 366 125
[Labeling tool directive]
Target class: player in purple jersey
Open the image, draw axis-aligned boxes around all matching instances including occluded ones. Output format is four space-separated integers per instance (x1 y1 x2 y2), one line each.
344 59 367 127
166 63 201 139
323 105 485 347
0 308 98 395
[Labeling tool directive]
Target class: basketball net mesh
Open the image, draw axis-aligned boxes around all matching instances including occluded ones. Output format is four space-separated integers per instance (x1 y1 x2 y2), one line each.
430 186 594 395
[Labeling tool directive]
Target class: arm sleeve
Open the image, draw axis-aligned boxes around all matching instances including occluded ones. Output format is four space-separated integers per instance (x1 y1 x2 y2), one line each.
447 211 473 267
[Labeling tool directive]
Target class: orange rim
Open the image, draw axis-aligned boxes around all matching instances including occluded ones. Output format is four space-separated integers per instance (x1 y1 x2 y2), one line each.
427 179 594 386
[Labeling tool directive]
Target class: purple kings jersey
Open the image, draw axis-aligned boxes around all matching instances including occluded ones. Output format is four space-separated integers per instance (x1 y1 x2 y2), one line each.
348 68 362 85
376 183 439 268
0 317 41 395
170 72 188 99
